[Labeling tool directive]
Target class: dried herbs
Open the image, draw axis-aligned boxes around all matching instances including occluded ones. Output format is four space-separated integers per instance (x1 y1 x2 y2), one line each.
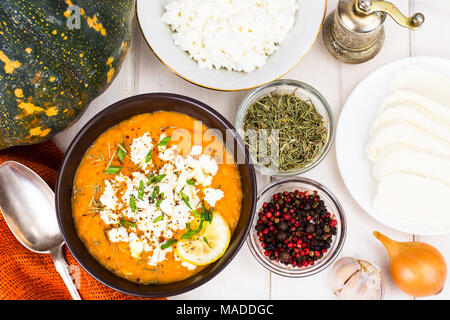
242 90 327 172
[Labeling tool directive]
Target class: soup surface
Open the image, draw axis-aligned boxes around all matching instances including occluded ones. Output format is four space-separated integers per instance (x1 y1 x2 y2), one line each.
72 111 242 284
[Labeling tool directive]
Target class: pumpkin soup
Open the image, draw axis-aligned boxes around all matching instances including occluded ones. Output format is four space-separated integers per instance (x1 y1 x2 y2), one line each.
72 111 242 284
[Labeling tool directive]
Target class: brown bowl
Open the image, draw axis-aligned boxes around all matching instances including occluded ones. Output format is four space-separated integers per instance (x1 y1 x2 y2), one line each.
56 93 257 298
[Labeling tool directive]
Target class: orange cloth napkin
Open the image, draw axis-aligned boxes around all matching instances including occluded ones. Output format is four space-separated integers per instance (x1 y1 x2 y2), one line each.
0 141 163 300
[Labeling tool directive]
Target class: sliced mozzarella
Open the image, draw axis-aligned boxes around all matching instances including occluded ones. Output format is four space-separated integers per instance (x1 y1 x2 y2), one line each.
366 120 450 162
390 65 450 106
370 104 450 143
373 145 450 186
379 90 450 126
373 173 450 230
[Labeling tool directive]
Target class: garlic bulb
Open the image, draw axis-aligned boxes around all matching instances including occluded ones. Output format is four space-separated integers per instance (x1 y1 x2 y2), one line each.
331 257 384 300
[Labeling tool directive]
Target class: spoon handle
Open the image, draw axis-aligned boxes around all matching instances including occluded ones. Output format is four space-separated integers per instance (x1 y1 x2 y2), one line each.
51 244 82 300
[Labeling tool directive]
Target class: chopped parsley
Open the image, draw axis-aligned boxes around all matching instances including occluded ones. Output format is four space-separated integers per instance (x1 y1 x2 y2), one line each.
158 136 172 147
161 239 178 249
117 143 126 162
156 193 165 208
151 186 160 201
180 191 191 209
180 200 213 240
129 195 136 212
145 149 152 163
148 174 167 186
104 166 121 174
203 236 212 248
138 180 145 200
119 219 136 228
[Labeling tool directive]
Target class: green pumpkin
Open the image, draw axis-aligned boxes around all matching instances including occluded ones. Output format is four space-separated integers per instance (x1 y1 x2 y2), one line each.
0 0 135 149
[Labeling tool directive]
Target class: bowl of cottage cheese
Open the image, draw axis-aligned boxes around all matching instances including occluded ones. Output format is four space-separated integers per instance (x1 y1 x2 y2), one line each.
136 0 327 91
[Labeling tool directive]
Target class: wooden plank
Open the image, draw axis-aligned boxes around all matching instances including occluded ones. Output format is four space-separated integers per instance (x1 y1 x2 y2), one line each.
410 0 450 300
410 0 450 58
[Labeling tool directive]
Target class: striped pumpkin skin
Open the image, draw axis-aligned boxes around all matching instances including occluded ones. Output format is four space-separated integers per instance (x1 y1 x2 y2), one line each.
0 0 135 149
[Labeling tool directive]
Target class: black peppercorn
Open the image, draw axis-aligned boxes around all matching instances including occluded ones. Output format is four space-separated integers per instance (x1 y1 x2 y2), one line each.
278 222 288 231
305 223 316 234
277 231 287 242
255 224 264 231
279 251 290 263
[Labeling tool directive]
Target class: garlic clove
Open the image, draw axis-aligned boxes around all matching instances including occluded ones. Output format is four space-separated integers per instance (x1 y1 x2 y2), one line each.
356 276 384 300
339 269 365 299
331 257 384 300
331 257 360 295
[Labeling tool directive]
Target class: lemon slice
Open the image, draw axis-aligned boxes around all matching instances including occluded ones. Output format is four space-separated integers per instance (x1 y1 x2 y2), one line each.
175 213 230 266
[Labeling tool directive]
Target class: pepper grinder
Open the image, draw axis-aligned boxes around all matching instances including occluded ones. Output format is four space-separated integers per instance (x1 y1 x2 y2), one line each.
322 0 425 64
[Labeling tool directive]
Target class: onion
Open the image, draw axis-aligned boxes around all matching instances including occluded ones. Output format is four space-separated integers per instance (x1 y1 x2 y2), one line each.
374 231 447 297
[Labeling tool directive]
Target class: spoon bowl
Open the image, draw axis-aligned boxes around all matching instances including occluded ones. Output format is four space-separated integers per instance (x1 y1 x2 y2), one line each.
0 161 81 300
0 161 62 253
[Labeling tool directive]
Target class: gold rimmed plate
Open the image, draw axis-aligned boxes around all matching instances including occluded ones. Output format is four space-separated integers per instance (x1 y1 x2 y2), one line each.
136 0 327 92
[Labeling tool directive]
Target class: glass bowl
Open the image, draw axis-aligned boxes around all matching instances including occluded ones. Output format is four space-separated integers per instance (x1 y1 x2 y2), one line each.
235 79 334 176
247 177 346 278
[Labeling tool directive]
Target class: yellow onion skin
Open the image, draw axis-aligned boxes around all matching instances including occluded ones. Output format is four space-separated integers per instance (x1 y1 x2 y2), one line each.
374 231 447 297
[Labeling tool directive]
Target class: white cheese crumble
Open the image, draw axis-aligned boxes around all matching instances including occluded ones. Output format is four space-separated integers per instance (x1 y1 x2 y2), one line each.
108 227 129 242
149 246 172 266
190 145 203 156
162 0 299 73
98 133 224 268
174 252 197 270
204 188 224 207
128 233 152 259
100 210 119 225
100 180 118 210
130 132 153 167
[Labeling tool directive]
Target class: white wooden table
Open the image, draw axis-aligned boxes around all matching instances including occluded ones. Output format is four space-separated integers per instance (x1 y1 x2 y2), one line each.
53 0 450 300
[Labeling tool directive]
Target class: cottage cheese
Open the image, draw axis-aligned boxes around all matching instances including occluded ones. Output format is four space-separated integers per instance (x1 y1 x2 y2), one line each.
162 0 298 73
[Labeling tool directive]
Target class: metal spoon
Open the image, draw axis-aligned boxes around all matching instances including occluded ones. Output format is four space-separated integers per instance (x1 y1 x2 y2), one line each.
0 161 81 300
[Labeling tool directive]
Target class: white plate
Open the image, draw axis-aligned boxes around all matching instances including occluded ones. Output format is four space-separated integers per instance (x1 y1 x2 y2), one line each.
336 56 450 236
136 0 326 91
